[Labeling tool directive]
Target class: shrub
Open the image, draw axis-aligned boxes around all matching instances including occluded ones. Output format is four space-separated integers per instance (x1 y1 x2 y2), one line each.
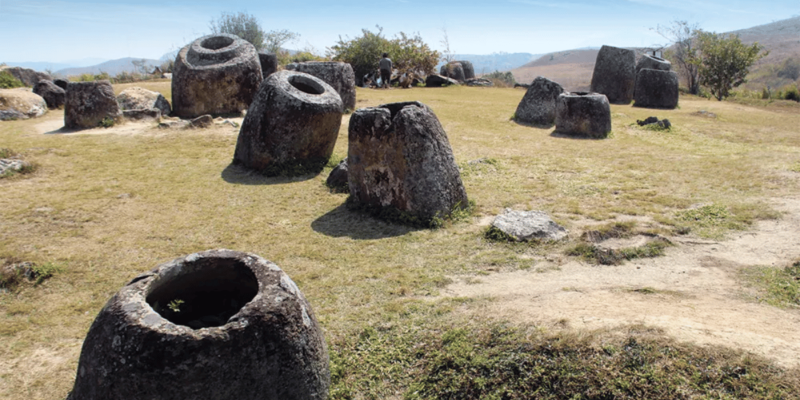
783 85 800 102
482 70 515 87
0 70 25 89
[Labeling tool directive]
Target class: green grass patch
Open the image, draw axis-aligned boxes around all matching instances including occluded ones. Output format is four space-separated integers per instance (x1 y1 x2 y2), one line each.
565 240 669 265
0 70 25 89
741 261 800 308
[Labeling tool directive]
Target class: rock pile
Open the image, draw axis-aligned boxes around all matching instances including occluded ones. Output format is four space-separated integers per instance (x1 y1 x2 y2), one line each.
172 34 263 118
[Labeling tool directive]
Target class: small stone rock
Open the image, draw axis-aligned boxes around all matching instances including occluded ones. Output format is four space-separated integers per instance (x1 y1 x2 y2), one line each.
464 78 493 87
0 158 29 175
190 114 213 128
325 158 348 192
491 209 568 242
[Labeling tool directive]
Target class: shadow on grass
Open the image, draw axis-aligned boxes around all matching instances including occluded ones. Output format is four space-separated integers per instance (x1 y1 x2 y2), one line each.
511 119 554 129
221 163 317 186
549 131 608 140
311 203 417 240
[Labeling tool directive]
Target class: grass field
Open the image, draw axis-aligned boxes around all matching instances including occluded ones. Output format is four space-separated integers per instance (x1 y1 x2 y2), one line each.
2 83 800 399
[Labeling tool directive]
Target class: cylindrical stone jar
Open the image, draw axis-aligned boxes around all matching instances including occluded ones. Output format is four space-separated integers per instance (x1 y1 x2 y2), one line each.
554 92 612 138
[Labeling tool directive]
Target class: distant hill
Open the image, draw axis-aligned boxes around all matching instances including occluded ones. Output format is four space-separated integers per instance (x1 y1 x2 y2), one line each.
55 57 162 77
511 48 600 91
439 53 543 74
728 16 800 90
3 58 108 73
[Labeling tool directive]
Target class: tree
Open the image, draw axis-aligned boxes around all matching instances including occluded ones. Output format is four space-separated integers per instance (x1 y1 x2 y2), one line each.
440 26 454 64
653 21 701 95
693 31 768 101
327 26 440 86
209 12 298 53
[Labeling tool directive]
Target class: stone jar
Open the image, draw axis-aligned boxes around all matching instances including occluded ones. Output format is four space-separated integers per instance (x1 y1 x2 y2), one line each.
590 45 636 104
33 80 66 109
172 34 263 118
514 76 565 127
68 249 330 400
286 61 356 112
440 62 465 81
635 54 671 75
64 80 121 129
233 70 343 176
347 101 469 226
555 92 612 138
455 60 475 80
634 69 679 109
258 52 279 78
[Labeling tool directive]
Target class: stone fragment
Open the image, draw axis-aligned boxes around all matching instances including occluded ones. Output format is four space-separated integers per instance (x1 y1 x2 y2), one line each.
514 76 565 126
425 74 459 87
637 116 671 129
554 92 612 138
67 249 330 400
633 69 679 109
347 101 469 225
325 158 349 193
0 88 47 120
172 34 263 118
491 209 568 242
0 66 51 87
190 114 214 128
258 52 279 78
286 61 356 112
233 71 343 175
117 87 172 116
590 45 636 104
64 81 122 129
440 62 465 81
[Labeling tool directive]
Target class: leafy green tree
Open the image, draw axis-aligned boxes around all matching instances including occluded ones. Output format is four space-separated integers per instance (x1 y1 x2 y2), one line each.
209 12 298 53
327 26 440 86
693 31 768 101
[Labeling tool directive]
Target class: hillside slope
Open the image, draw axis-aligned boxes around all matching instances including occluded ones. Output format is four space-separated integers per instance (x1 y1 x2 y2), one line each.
55 57 162 77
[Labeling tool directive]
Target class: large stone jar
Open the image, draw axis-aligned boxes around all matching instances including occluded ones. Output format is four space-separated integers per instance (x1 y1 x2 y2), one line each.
286 61 356 112
590 45 636 104
635 54 671 75
554 92 612 138
347 101 469 226
64 80 121 129
440 61 466 82
634 69 679 109
68 249 330 400
172 34 263 118
233 70 343 176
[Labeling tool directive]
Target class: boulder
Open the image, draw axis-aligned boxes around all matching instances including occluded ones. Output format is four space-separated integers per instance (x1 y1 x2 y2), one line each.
554 92 612 138
33 80 66 109
0 88 48 121
440 62 465 81
325 158 349 193
514 76 565 126
425 74 459 87
0 66 51 87
590 45 636 104
455 60 475 80
258 52 279 78
491 209 568 242
64 81 122 130
286 61 356 112
233 70 343 176
117 87 172 116
53 78 69 90
464 78 493 87
172 34 263 118
67 249 330 400
348 101 469 226
635 54 671 75
633 69 679 109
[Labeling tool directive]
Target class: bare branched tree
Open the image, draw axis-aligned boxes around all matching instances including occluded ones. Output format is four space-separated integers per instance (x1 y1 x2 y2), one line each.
653 20 701 95
440 26 455 64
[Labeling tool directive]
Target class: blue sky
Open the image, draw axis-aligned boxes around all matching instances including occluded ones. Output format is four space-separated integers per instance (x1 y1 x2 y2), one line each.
1 0 797 63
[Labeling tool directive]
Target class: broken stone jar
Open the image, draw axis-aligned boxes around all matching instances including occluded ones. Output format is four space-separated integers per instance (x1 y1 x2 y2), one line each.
68 249 329 400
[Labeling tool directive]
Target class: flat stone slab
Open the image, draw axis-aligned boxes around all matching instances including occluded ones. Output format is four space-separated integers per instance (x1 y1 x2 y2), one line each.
0 159 28 175
491 209 568 242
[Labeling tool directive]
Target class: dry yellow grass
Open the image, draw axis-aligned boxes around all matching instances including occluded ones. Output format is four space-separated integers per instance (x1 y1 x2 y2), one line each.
1 83 799 399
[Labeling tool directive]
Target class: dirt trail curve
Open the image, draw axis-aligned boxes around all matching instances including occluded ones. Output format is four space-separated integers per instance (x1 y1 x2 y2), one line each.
443 197 800 367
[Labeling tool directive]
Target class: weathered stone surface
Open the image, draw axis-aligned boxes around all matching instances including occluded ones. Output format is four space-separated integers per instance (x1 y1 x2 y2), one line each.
53 78 69 90
348 101 469 225
0 159 30 176
456 60 475 80
491 209 568 242
33 80 66 109
259 52 279 78
326 158 349 192
0 88 47 120
464 78 493 87
117 87 172 116
190 114 214 128
425 74 459 87
590 45 636 104
635 54 671 75
68 249 330 400
122 109 161 121
172 34 263 118
634 69 679 109
555 92 612 138
440 62 465 81
64 81 122 130
0 66 52 87
514 76 565 126
286 61 356 112
233 71 343 175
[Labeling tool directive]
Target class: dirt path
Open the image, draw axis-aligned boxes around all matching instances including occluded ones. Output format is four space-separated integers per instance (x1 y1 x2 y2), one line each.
443 197 800 367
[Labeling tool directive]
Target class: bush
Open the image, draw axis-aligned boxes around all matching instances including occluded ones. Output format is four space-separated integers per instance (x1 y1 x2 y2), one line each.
482 71 515 87
783 85 800 102
0 70 25 89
